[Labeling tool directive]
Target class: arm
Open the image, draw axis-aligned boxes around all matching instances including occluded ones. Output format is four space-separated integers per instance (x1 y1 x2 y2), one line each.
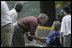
60 17 66 36
26 32 33 41
26 21 46 42
26 31 46 42
30 35 46 43
60 17 66 45
60 18 66 46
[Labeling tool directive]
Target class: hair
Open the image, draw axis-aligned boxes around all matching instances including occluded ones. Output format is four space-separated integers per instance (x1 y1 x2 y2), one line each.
38 13 48 26
63 6 71 14
52 21 61 31
14 3 23 12
38 13 48 19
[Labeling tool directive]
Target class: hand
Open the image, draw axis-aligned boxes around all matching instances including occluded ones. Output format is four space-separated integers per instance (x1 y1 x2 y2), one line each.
26 33 33 41
27 36 33 41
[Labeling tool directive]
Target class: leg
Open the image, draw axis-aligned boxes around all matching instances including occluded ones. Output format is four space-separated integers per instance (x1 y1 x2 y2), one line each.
1 23 13 47
12 24 25 47
63 34 71 47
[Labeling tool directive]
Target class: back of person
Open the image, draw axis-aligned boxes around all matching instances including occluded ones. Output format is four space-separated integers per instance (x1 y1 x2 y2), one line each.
1 1 12 27
9 9 18 23
61 15 71 35
17 16 38 32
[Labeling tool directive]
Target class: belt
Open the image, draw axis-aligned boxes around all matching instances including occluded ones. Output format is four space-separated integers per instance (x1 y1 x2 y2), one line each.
1 23 11 28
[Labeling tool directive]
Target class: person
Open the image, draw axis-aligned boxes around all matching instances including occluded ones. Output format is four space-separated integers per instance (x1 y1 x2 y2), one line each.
12 14 49 47
60 6 71 47
51 14 63 33
33 21 61 47
1 1 13 47
9 3 23 46
56 14 64 22
9 3 23 23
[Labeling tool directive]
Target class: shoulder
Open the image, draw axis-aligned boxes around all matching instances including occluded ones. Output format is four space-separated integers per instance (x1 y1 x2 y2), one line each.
1 1 8 8
28 16 37 19
48 33 54 37
62 16 67 22
62 15 71 21
28 16 38 22
9 9 18 15
1 1 9 13
1 1 6 5
63 15 70 19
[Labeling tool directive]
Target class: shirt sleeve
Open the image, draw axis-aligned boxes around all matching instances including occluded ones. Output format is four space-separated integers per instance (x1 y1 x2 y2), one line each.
1 1 12 27
61 17 66 34
1 1 9 13
30 21 38 35
9 9 18 23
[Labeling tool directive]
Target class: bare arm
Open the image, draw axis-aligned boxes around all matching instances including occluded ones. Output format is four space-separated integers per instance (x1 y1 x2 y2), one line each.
30 35 46 43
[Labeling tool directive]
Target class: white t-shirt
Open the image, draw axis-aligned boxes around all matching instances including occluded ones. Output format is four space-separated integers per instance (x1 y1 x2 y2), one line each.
9 9 18 23
1 1 12 27
61 15 71 36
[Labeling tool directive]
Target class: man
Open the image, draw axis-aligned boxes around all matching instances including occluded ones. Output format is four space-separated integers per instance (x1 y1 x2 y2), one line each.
1 1 13 47
12 14 49 47
9 3 23 46
60 6 71 47
9 3 23 23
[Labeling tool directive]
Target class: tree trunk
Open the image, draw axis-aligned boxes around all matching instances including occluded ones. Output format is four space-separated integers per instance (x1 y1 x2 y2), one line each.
40 1 56 27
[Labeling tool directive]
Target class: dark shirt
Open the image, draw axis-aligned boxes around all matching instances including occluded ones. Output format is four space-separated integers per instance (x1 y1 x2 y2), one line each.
17 16 38 35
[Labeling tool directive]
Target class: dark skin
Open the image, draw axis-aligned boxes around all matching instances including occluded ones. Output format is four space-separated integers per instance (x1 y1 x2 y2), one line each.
14 3 23 13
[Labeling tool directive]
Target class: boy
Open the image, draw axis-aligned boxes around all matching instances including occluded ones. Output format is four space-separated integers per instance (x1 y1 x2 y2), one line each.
33 21 61 47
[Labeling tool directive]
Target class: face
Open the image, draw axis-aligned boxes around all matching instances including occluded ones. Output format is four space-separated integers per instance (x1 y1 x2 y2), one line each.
40 16 48 25
15 4 23 12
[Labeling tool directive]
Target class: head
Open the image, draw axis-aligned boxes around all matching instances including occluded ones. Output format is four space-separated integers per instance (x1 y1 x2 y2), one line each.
52 21 61 32
62 6 71 15
38 13 49 25
14 3 23 13
56 14 64 22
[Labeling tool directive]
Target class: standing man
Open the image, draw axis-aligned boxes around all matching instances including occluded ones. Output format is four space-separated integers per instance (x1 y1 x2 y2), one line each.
60 6 71 47
9 3 23 23
1 1 13 47
12 14 49 47
9 2 23 47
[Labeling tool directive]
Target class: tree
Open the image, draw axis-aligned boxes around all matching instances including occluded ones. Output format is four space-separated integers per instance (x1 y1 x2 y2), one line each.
55 1 71 8
40 1 56 27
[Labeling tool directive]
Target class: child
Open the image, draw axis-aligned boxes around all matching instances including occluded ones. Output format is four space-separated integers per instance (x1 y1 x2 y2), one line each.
33 21 61 47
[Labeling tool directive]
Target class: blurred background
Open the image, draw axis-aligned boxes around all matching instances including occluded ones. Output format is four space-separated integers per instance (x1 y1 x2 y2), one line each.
6 1 71 47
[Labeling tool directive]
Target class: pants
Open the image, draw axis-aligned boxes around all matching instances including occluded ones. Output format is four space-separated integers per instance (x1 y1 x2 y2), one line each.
12 23 25 47
1 23 13 47
63 34 71 47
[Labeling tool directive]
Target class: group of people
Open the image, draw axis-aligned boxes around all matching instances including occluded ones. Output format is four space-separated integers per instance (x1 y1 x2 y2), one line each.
1 1 71 47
